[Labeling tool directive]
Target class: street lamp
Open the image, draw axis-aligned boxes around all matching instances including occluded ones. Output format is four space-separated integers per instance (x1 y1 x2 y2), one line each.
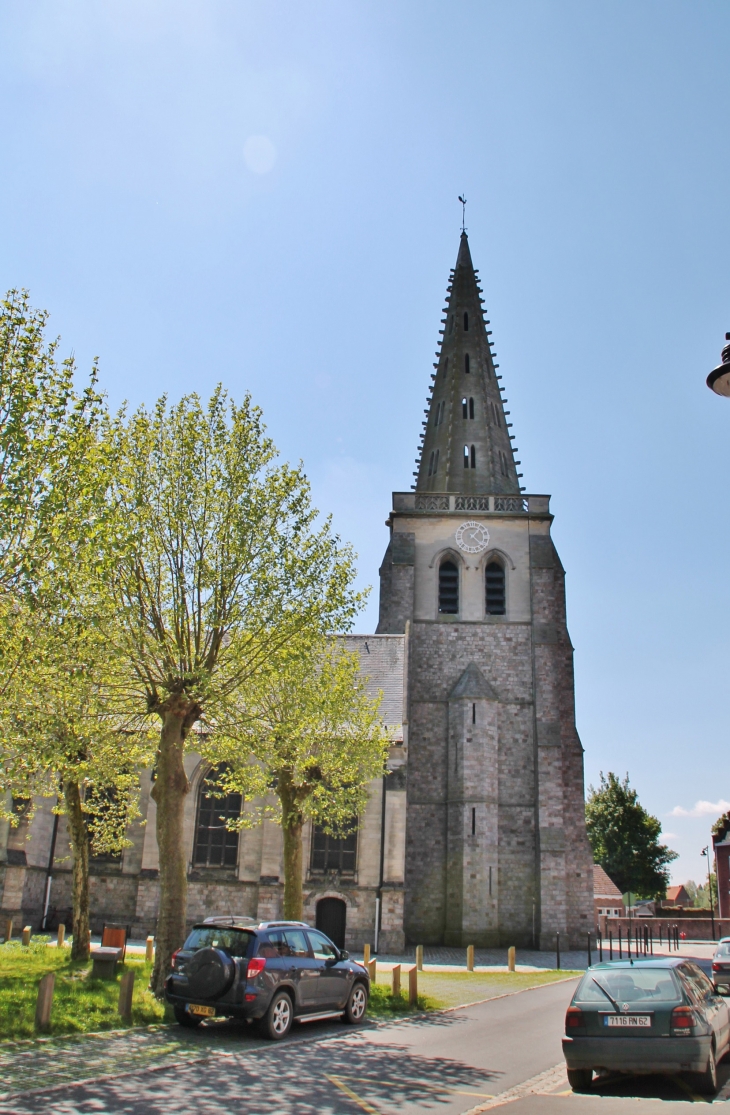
707 333 730 396
702 845 716 940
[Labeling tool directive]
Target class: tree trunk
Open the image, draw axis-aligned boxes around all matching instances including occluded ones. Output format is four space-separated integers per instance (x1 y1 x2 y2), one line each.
64 780 90 962
150 700 193 996
279 779 304 921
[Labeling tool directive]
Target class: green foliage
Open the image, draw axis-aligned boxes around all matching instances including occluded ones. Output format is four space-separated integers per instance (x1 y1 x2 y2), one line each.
586 772 677 899
0 943 164 1038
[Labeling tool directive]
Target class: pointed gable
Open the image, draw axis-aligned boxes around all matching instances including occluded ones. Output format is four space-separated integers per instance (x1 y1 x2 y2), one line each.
449 662 497 701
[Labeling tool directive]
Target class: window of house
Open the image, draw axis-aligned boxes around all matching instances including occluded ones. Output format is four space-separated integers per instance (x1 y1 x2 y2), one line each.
470 444 476 469
311 823 358 874
462 397 467 419
486 562 506 615
463 312 469 331
193 764 241 868
469 397 474 419
464 353 470 374
438 560 459 614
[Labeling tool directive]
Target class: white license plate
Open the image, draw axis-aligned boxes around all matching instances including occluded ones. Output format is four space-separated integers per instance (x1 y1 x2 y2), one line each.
188 1003 215 1017
604 1015 651 1028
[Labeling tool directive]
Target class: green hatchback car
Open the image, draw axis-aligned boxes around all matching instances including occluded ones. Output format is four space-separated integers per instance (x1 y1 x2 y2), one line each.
562 958 730 1095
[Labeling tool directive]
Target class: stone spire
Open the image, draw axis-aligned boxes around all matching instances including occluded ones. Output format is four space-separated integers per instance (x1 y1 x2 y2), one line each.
414 232 522 494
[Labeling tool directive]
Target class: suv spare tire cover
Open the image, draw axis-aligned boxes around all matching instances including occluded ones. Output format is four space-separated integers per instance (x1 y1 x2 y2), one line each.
185 948 235 999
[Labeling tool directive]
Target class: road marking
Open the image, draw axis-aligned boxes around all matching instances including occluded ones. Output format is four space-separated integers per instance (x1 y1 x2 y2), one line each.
460 1063 569 1113
326 1074 381 1114
340 1074 495 1099
673 1075 710 1104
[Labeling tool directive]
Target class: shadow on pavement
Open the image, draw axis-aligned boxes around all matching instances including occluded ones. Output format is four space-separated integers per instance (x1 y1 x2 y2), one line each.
577 1058 730 1103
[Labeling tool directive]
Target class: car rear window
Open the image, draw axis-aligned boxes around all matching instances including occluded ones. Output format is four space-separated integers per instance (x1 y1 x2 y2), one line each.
716 944 730 957
576 968 681 1003
184 927 254 957
257 930 311 958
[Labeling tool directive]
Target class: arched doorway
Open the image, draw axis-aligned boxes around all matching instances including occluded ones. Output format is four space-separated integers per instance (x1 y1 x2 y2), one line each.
316 897 347 950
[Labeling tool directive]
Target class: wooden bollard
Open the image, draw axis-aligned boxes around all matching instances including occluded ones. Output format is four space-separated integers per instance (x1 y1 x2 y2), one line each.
508 945 516 972
416 944 423 971
368 958 377 982
145 935 154 963
466 944 474 971
57 924 65 948
35 972 55 1032
408 964 418 1005
21 926 31 946
363 943 371 967
118 968 135 1023
391 963 401 997
3 918 12 943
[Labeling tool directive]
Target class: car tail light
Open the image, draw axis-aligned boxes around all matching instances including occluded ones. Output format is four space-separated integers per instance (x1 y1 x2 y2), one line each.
565 1006 584 1030
246 957 266 980
171 949 182 968
671 1007 697 1036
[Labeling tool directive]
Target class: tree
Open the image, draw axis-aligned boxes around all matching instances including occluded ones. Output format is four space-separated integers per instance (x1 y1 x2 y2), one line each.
103 390 363 993
585 772 677 899
214 638 390 920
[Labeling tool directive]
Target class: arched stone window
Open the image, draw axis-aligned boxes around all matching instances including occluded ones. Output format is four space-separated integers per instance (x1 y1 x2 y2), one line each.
485 561 506 615
463 444 469 468
469 397 474 419
463 311 469 331
470 444 476 469
193 764 241 868
311 824 357 875
462 397 468 419
428 450 435 477
464 353 470 374
438 560 459 614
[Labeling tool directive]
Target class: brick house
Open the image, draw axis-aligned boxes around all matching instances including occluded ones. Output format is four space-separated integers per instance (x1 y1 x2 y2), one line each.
593 864 624 922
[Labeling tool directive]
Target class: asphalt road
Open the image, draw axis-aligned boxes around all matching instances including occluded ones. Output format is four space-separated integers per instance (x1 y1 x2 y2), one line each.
4 976 730 1114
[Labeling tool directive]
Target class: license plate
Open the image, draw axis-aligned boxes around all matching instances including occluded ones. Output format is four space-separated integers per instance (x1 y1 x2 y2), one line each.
604 1015 651 1028
188 1004 215 1017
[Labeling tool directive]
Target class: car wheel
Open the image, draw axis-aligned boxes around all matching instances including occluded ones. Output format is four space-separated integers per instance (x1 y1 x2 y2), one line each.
342 982 368 1024
174 1005 202 1028
693 1044 718 1096
566 1069 593 1092
260 991 293 1041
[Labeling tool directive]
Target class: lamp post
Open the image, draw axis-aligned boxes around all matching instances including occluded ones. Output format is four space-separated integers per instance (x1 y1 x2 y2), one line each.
702 845 716 940
707 333 730 396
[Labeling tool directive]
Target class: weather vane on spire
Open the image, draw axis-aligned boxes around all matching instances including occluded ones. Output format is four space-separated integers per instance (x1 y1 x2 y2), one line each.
458 194 467 233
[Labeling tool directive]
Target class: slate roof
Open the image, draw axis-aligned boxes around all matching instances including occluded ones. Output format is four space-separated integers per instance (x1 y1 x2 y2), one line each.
343 634 405 741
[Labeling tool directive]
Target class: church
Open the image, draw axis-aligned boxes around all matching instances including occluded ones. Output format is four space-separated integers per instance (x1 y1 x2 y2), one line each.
0 231 594 952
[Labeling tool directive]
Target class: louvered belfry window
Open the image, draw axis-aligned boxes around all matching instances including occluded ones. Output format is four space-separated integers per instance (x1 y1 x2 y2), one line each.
485 562 506 615
439 560 459 614
193 765 242 868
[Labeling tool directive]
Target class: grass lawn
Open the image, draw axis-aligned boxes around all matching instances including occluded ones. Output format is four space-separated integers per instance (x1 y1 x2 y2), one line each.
367 968 580 1017
0 938 165 1040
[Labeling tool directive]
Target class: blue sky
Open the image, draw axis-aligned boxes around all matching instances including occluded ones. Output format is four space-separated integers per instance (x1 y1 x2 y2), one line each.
1 0 729 887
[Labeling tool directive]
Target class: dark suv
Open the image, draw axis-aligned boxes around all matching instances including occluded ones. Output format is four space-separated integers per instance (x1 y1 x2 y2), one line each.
165 917 370 1039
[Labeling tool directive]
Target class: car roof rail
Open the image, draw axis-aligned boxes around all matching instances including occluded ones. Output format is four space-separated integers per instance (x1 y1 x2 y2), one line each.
201 916 258 926
258 920 310 929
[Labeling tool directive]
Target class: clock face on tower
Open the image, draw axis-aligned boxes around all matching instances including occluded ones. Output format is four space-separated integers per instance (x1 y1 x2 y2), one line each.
455 521 490 554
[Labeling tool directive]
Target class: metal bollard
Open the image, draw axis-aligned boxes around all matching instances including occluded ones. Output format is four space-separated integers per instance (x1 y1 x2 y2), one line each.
118 969 135 1023
556 931 560 970
145 935 154 963
35 972 55 1032
391 964 401 998
587 933 592 967
466 945 474 971
609 931 613 960
416 945 423 971
408 965 418 1006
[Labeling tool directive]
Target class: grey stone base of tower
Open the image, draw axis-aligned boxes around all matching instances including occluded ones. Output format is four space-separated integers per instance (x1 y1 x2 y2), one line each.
377 492 594 951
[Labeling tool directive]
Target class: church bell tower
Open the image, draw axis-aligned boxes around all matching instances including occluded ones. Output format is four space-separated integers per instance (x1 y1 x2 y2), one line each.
377 230 593 948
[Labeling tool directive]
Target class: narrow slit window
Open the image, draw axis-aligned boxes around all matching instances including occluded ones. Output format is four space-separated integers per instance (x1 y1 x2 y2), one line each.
434 448 439 474
464 353 470 374
470 444 476 469
463 312 469 331
462 397 468 419
438 560 459 614
428 451 435 477
463 444 469 468
443 357 449 377
472 703 476 724
471 808 476 835
486 562 506 615
469 397 474 419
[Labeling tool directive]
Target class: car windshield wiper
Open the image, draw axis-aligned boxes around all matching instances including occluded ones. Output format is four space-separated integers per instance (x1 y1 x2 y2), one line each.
591 976 621 1013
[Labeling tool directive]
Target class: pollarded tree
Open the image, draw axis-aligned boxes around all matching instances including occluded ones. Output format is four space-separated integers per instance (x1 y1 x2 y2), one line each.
585 772 677 899
212 638 391 920
104 389 363 993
